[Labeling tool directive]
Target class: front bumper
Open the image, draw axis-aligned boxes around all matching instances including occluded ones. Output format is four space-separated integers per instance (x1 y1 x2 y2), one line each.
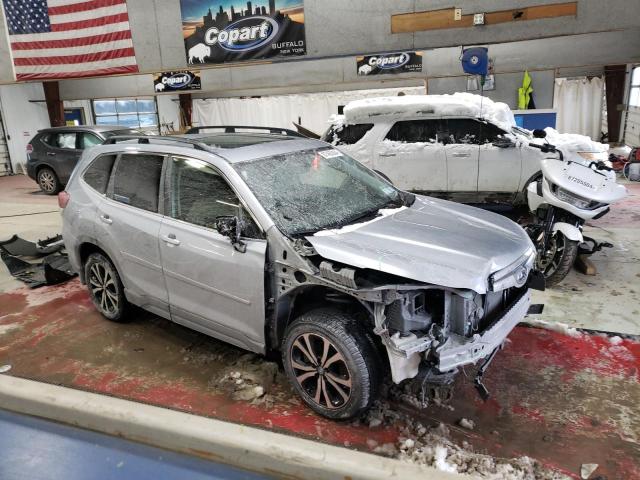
435 288 530 371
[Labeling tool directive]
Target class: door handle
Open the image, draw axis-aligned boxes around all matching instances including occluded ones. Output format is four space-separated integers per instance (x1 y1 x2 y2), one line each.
161 233 180 246
379 153 396 157
100 214 112 225
47 152 56 156
451 152 471 158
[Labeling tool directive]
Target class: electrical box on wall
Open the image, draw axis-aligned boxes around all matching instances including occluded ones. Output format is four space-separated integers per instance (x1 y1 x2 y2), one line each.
473 13 485 25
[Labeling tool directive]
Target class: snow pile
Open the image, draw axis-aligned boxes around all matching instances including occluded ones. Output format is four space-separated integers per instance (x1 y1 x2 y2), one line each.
0 323 22 336
313 206 406 236
458 418 476 430
524 318 583 338
539 128 608 153
608 335 624 345
342 93 516 131
361 400 566 479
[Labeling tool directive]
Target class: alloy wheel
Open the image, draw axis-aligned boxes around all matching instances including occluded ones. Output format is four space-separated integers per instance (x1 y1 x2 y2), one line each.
290 332 352 409
38 170 56 193
88 262 118 314
538 232 565 276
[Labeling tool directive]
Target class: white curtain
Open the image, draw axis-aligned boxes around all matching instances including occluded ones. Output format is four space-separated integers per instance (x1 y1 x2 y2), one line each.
192 86 425 136
553 77 604 140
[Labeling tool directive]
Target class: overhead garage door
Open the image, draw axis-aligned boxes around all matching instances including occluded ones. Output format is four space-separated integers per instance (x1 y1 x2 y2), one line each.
0 109 10 176
624 107 640 147
624 66 640 147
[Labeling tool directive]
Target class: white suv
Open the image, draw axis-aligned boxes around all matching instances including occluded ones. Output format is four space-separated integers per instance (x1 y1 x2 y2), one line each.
323 94 562 205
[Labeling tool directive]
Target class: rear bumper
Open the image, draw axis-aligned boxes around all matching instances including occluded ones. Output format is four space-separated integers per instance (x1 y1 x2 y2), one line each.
435 288 530 371
26 162 37 180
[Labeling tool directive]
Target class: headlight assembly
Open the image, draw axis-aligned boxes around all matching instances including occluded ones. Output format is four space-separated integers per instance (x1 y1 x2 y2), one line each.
554 187 591 209
489 250 535 292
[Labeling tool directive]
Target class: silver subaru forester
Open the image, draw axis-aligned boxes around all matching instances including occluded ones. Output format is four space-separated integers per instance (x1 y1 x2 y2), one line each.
61 130 543 419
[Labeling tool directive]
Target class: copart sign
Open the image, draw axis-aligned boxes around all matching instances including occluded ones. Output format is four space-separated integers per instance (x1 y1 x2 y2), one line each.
356 52 423 76
180 0 306 65
153 71 202 92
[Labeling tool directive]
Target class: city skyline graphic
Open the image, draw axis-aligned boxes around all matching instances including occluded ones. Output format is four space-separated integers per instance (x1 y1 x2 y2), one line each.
181 0 302 22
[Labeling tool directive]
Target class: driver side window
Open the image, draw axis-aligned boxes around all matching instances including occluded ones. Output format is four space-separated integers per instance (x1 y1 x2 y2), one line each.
166 157 261 238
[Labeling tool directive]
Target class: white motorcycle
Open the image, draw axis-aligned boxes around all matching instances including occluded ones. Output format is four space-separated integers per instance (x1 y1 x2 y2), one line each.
525 130 627 286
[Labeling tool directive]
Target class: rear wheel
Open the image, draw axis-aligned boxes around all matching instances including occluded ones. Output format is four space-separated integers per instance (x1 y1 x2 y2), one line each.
37 167 60 195
282 309 381 420
84 253 129 322
537 231 579 286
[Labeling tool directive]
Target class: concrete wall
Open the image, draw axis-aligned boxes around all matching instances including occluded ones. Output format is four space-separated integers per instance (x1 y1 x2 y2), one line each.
1 0 639 84
55 28 640 101
428 70 555 109
0 84 50 173
122 0 640 74
0 4 14 83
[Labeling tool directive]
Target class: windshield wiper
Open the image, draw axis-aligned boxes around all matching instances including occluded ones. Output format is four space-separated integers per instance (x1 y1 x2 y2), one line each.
331 199 404 230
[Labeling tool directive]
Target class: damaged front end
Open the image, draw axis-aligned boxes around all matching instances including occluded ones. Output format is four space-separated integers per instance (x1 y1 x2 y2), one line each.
285 243 543 405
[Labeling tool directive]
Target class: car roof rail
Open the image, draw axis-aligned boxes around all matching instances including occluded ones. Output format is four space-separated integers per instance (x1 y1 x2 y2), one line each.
103 135 211 151
185 125 305 137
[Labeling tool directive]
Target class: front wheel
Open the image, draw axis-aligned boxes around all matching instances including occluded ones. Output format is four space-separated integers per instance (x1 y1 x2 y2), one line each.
84 253 129 322
282 309 381 420
537 231 579 286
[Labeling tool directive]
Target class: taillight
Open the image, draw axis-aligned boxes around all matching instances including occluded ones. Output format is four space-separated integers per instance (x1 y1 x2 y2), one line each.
58 191 70 208
26 144 33 155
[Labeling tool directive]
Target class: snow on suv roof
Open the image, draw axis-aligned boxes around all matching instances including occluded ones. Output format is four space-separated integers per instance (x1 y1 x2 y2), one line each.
342 92 516 131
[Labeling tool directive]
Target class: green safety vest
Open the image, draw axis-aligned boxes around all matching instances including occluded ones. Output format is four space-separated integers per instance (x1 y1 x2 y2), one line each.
518 70 533 109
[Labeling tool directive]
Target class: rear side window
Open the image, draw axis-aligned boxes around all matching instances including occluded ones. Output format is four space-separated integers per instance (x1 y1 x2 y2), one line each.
83 154 116 194
441 119 506 144
326 123 373 145
111 154 164 212
45 132 78 149
80 132 103 149
385 120 442 143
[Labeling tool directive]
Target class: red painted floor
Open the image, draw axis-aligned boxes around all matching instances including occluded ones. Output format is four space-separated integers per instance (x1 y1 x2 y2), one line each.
1 281 639 479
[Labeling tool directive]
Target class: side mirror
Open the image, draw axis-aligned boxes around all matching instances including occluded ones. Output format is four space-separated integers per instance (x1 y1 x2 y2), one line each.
532 129 547 139
214 215 246 253
492 138 515 148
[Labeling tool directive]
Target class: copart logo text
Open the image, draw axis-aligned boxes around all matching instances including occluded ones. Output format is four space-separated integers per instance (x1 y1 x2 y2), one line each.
204 16 278 51
368 53 410 69
163 73 192 88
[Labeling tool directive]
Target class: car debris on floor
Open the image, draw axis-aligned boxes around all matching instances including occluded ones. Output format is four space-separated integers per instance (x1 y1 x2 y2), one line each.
0 234 76 288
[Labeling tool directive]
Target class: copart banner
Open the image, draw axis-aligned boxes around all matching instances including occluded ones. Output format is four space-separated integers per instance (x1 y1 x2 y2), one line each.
356 52 423 76
154 71 202 92
180 0 306 65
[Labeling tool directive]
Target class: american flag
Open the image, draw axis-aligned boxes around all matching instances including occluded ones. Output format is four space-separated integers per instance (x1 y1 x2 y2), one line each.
2 0 138 81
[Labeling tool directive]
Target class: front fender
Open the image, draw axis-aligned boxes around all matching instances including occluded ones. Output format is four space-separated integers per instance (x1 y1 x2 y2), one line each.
526 180 544 212
553 222 583 242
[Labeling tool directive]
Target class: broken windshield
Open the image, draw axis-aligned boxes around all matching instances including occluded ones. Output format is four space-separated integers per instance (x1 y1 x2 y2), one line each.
233 148 403 236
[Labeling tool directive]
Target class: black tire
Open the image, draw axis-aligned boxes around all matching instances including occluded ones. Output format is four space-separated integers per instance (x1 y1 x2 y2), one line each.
37 167 60 195
84 253 129 322
282 309 382 420
539 232 579 287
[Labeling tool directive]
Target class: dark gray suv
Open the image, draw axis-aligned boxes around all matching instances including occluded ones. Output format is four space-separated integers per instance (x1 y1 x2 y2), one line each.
26 126 139 194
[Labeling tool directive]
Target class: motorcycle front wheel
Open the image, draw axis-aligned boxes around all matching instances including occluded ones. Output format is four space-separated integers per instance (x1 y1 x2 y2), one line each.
537 231 579 286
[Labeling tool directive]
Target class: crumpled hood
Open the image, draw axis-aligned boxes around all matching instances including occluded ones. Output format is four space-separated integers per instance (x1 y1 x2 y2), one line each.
306 195 534 293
